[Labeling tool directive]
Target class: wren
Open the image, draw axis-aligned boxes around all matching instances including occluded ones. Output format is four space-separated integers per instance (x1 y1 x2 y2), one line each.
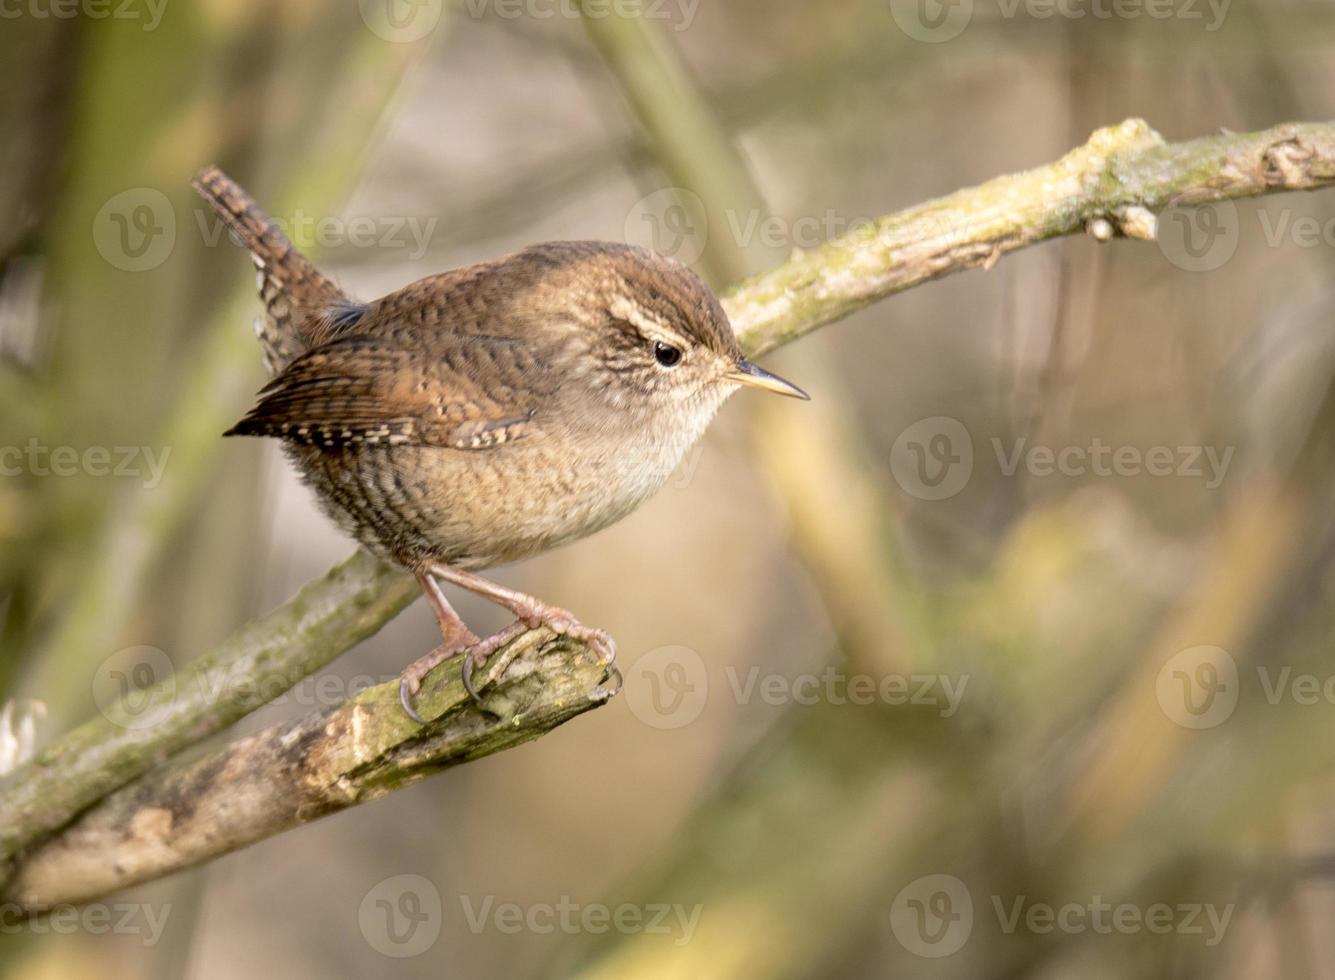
193 167 807 722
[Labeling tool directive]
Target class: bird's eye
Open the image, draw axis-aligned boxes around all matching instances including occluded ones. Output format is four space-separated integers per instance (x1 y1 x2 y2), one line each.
654 341 683 368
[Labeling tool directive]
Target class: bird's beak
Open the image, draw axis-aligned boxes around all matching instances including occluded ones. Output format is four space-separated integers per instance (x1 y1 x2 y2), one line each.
726 358 810 400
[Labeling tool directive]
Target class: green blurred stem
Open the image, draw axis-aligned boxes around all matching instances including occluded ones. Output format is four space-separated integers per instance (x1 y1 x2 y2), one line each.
4 116 1335 893
580 1 762 285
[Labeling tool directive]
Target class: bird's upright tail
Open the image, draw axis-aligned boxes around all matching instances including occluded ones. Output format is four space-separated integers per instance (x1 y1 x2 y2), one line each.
192 166 350 374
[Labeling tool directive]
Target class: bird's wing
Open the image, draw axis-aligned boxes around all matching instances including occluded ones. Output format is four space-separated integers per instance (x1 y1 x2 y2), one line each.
224 334 538 450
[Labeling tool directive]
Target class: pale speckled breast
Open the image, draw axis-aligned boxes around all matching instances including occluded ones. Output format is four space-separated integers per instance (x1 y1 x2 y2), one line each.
283 405 711 570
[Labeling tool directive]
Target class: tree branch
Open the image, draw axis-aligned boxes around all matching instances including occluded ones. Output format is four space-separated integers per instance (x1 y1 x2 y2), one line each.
5 117 1335 906
3 629 607 909
0 550 416 863
727 119 1335 355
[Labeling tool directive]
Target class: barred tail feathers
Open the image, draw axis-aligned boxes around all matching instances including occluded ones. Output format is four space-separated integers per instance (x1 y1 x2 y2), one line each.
192 166 348 372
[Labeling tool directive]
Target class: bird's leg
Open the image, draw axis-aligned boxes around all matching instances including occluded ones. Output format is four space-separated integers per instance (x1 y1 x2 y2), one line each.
399 569 480 723
429 563 622 702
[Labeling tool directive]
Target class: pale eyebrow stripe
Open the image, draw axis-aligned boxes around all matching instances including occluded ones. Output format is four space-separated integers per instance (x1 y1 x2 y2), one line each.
607 294 688 347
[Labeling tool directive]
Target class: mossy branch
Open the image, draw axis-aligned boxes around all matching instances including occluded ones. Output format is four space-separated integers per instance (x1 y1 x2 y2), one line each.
727 119 1335 354
3 118 1335 906
3 629 607 909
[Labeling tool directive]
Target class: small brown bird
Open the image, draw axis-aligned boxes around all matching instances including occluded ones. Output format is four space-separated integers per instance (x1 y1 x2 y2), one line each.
193 167 807 722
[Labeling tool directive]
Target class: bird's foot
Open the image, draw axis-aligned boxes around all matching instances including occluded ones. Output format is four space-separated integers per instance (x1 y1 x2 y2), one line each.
455 613 622 706
512 602 622 703
425 564 622 702
459 621 530 703
399 634 478 724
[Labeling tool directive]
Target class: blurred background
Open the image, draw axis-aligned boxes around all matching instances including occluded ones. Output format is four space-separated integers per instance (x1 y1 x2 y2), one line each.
4 0 1335 977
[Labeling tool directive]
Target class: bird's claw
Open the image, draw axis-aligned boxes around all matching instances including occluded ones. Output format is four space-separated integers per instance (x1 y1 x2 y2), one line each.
398 637 477 725
399 614 623 721
531 616 621 702
591 663 623 702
